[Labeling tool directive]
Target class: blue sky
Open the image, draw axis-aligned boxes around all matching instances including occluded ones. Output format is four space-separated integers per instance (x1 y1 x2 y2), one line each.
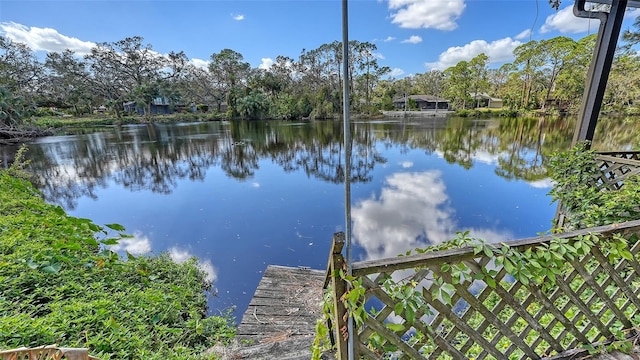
1 0 639 77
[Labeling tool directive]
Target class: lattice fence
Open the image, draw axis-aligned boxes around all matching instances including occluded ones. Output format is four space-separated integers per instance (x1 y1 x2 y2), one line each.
554 151 640 229
325 221 640 359
594 152 640 190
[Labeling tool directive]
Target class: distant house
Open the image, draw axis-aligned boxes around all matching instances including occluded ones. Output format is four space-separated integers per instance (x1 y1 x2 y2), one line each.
123 97 195 115
544 98 570 114
470 92 503 109
196 100 227 113
392 95 450 111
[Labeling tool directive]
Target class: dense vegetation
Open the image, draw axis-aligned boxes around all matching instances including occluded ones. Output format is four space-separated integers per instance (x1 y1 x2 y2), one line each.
2 13 640 128
549 141 640 231
0 150 235 359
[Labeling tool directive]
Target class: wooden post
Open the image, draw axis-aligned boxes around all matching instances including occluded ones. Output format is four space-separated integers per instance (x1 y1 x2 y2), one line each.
326 232 349 360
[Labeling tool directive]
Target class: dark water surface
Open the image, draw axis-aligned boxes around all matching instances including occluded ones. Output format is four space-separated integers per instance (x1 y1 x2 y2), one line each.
3 116 638 321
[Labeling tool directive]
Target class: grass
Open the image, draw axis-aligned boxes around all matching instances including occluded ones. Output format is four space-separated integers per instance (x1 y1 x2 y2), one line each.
0 154 235 359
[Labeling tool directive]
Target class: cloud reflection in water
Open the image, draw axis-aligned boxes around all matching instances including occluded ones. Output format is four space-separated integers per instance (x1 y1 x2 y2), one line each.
352 170 513 262
169 247 218 284
109 233 217 284
109 231 152 255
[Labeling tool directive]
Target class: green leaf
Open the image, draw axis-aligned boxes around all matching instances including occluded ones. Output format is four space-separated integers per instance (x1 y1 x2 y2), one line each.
620 250 633 260
42 262 62 274
386 323 405 332
394 302 404 316
503 259 515 274
441 290 452 305
82 238 99 246
405 307 416 324
106 223 126 231
483 246 493 258
101 238 120 245
26 258 38 269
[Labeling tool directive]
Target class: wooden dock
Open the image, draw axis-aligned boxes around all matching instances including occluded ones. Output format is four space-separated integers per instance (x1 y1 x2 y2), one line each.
232 265 325 360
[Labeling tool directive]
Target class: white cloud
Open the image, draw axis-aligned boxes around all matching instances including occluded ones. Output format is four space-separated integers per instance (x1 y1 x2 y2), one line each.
109 231 152 255
425 37 522 70
232 14 245 21
0 22 95 55
400 161 413 168
389 67 405 78
373 52 385 60
515 29 532 40
401 35 423 44
168 247 217 283
190 58 210 69
388 0 466 31
258 57 274 70
540 5 595 34
383 36 396 42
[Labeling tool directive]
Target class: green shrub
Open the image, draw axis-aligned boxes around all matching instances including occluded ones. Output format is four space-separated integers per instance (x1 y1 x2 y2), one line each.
549 142 640 231
0 163 235 359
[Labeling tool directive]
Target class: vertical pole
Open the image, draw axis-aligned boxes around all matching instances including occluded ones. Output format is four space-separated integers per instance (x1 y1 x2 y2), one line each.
572 0 628 146
329 233 348 359
341 0 355 359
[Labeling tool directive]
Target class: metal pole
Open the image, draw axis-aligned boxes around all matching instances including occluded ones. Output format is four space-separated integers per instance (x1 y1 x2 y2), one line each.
572 0 628 146
341 0 354 359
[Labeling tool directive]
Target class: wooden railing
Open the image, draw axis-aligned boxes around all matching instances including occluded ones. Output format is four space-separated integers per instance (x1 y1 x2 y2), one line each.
324 220 640 359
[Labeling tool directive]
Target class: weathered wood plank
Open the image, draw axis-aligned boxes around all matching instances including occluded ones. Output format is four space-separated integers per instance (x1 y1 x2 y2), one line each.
232 336 322 360
234 265 325 359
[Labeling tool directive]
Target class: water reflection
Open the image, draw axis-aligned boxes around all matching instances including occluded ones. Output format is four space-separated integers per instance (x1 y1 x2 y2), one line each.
23 121 389 208
3 116 639 320
168 247 217 284
3 118 580 197
352 170 513 261
109 231 152 255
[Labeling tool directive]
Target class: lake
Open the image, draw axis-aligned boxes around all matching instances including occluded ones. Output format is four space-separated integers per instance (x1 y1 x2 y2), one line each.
2 116 638 321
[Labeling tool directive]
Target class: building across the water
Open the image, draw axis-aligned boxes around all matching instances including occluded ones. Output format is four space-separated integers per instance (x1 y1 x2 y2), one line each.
392 95 450 111
469 92 503 109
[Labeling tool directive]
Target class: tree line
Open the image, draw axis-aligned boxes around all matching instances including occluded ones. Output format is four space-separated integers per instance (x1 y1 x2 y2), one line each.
1 17 640 125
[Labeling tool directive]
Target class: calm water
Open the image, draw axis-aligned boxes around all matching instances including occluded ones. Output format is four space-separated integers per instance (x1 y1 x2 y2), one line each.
3 116 638 321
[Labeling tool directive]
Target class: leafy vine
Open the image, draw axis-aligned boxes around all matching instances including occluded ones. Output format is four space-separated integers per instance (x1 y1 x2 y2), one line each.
312 230 638 358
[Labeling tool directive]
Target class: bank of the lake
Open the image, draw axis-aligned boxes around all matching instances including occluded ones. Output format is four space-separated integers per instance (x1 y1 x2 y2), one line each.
28 108 549 135
0 165 235 359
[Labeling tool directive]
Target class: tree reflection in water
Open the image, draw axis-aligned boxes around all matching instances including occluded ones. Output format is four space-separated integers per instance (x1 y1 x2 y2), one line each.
10 116 640 210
